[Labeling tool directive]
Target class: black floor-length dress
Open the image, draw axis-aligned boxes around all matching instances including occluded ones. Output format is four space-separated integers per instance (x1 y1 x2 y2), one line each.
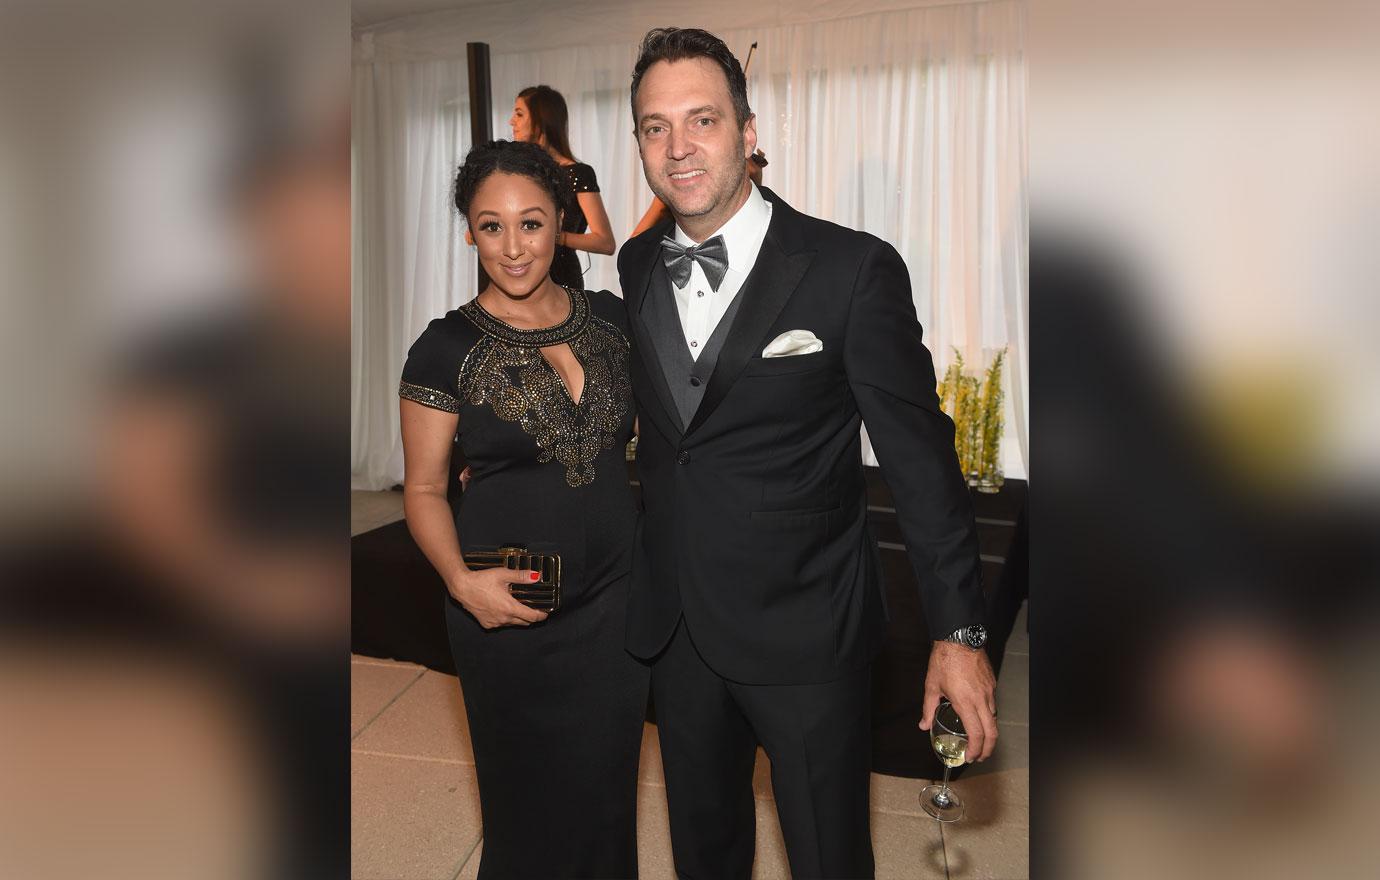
399 286 647 879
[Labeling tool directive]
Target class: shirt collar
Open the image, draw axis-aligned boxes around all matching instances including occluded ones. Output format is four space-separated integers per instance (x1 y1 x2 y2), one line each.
673 181 771 274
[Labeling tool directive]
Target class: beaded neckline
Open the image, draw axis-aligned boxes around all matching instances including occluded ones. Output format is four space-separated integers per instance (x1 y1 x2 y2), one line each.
462 285 590 347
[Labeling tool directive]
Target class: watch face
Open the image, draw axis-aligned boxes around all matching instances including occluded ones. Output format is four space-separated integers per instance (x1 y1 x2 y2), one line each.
965 625 988 648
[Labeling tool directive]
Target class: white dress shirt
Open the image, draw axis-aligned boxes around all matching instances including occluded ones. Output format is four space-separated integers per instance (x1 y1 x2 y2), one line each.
670 182 773 359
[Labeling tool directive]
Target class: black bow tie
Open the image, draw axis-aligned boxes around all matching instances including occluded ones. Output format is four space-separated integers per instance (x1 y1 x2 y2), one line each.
660 234 729 291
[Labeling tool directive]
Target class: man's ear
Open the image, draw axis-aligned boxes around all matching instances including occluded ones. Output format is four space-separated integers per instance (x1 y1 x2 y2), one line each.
743 113 758 159
464 228 475 246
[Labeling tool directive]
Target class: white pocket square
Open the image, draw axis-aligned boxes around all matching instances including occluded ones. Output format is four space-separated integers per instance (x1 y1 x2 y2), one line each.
762 330 823 358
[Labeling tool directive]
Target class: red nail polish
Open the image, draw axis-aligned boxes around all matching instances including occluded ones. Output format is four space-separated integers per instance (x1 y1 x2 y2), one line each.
530 572 540 581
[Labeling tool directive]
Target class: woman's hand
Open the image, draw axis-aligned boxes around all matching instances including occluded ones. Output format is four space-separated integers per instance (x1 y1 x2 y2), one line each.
448 567 550 629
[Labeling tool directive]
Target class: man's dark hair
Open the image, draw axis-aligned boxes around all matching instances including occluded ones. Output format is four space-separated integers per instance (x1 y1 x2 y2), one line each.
630 28 751 132
453 139 572 222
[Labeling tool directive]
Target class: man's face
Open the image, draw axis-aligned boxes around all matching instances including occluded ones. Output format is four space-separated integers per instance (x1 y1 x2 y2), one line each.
634 57 756 232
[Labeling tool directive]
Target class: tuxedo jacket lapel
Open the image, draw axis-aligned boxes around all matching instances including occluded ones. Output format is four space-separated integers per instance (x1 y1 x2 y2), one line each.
684 194 815 437
624 228 684 440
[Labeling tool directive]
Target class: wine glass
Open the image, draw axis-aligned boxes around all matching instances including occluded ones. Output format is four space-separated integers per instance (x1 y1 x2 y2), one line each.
920 700 967 822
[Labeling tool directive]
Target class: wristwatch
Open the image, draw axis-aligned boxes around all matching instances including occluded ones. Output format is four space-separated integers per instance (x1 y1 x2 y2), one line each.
943 624 987 649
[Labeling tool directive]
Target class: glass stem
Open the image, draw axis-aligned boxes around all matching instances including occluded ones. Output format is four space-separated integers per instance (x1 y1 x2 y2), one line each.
936 765 953 805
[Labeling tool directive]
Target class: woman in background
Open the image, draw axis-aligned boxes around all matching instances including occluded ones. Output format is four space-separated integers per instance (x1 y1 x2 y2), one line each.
509 85 615 289
400 140 645 878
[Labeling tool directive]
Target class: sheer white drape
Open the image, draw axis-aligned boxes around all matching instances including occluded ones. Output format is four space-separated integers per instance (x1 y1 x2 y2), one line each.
352 0 1027 488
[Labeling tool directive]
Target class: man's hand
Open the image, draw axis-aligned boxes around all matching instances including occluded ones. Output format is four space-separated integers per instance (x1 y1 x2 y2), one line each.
920 641 999 762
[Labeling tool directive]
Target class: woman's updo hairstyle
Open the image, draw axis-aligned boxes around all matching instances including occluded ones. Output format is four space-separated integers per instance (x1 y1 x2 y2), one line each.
453 139 572 224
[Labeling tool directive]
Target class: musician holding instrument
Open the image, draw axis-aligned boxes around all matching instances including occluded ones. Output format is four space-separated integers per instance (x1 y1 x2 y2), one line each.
510 85 617 289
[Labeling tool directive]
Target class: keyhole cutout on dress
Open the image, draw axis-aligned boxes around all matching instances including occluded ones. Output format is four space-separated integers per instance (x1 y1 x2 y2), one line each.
540 343 585 405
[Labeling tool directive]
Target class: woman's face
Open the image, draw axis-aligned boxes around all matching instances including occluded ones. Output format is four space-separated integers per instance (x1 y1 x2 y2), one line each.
508 97 533 143
467 171 560 300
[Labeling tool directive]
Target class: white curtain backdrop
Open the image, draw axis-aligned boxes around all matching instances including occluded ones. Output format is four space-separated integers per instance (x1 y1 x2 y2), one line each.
352 0 1027 488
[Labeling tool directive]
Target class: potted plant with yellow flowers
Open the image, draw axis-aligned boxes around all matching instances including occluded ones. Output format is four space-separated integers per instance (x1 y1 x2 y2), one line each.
937 348 1007 493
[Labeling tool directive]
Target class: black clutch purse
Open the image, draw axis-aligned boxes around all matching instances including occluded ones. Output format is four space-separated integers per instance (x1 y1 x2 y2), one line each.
461 545 561 612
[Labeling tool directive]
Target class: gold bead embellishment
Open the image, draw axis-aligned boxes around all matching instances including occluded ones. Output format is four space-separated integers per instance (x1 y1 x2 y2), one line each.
399 381 459 414
458 290 630 488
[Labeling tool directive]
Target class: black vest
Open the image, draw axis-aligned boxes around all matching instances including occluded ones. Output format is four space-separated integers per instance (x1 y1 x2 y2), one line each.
641 261 746 432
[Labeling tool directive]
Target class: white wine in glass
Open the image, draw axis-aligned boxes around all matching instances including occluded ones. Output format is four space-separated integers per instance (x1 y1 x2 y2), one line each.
932 733 968 768
920 700 967 821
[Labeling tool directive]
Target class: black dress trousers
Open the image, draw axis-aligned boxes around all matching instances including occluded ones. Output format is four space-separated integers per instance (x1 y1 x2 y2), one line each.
652 619 875 880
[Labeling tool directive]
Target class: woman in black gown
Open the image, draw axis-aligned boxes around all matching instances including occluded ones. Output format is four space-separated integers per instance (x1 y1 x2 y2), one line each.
398 139 646 879
508 85 615 289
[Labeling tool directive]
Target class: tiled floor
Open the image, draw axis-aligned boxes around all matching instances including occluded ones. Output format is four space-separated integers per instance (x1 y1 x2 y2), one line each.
351 490 1029 879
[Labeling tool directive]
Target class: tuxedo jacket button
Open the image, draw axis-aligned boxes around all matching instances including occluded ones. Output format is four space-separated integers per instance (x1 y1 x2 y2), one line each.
676 451 691 465
689 377 701 387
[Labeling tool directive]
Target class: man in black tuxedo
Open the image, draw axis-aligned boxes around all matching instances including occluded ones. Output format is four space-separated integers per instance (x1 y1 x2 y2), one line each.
620 27 998 879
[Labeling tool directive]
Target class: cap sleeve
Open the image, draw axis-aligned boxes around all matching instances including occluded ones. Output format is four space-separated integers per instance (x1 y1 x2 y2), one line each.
399 316 465 414
569 163 600 194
